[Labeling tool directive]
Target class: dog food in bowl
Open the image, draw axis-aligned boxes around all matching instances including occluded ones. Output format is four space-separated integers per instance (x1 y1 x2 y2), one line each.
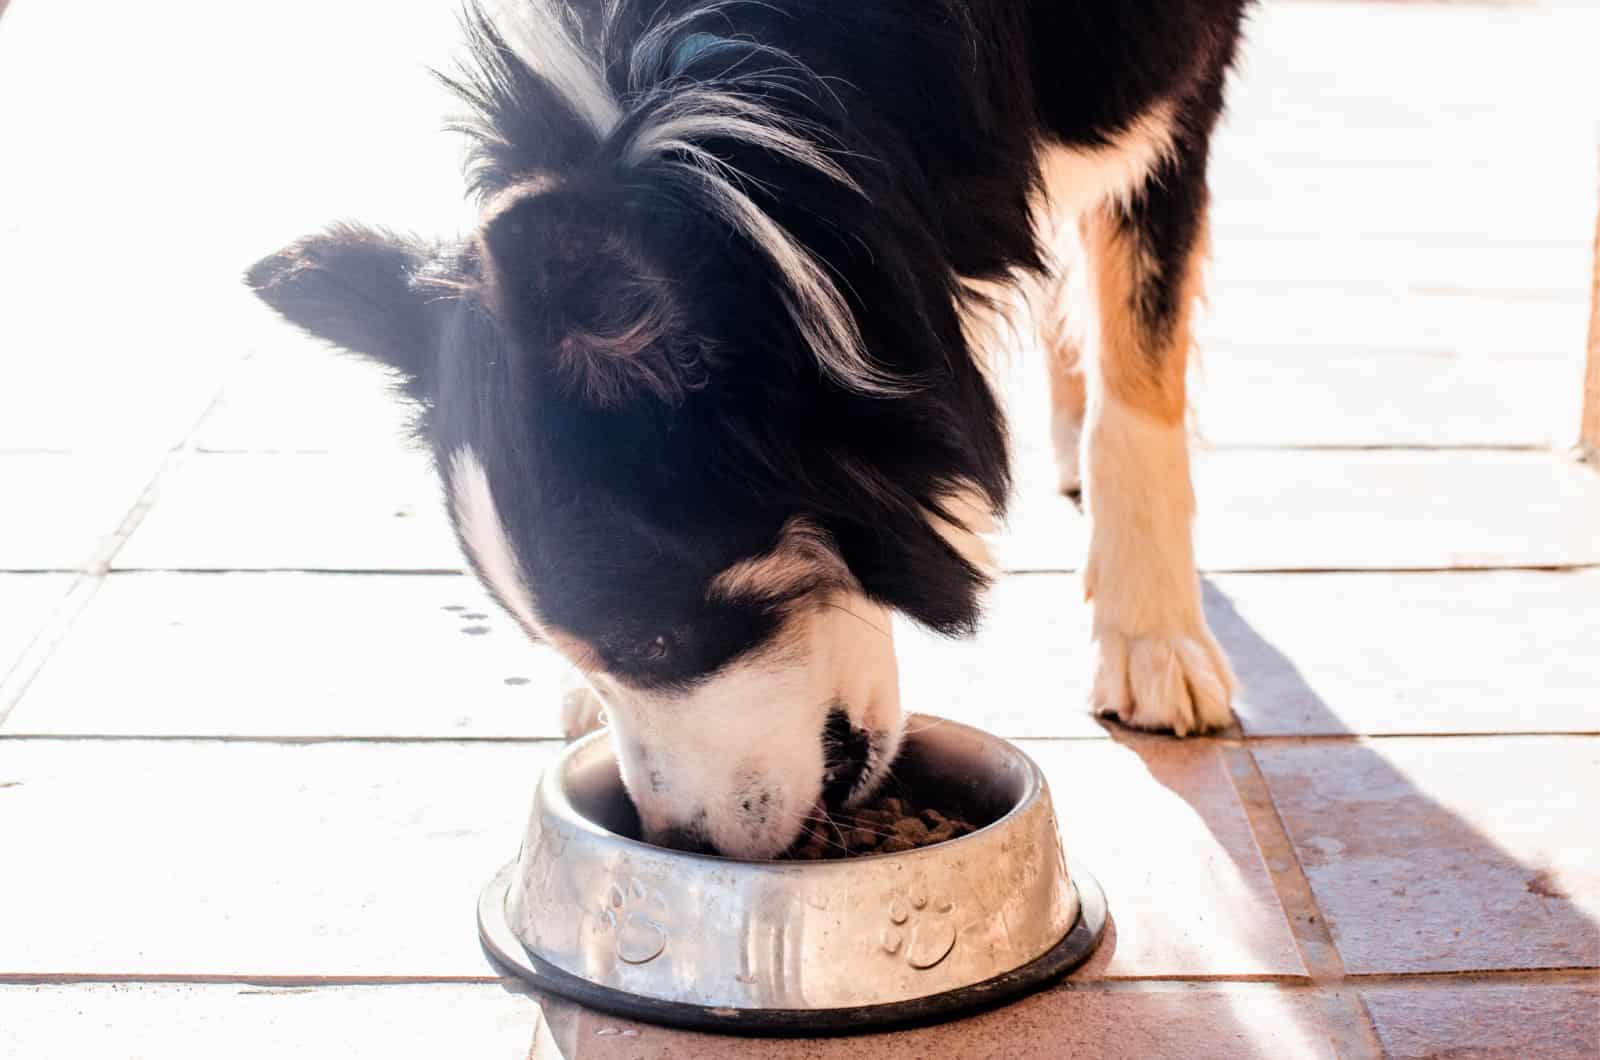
786 794 977 860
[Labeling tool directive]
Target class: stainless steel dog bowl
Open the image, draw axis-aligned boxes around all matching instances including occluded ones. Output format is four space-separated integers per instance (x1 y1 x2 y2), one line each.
478 714 1106 1034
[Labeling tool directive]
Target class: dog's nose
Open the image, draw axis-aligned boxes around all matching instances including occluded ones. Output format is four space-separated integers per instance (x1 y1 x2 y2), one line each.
822 706 870 807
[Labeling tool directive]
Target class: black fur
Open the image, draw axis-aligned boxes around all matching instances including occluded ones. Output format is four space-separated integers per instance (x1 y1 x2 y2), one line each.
246 0 1247 691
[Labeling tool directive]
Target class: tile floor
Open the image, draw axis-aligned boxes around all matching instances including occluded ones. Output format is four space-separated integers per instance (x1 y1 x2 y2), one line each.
2 0 1597 1056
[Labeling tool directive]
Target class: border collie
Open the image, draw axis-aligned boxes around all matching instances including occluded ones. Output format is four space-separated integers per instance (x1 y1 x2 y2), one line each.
248 0 1250 859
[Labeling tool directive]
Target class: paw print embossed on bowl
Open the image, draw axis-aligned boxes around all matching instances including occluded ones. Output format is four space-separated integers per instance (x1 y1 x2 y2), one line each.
479 714 1106 1034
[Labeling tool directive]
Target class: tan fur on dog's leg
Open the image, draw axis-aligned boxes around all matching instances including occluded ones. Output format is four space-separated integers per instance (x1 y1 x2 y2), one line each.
1042 280 1088 496
1080 207 1235 735
1037 215 1090 496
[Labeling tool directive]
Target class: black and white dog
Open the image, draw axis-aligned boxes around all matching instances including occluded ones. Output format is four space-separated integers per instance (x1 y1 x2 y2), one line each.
248 0 1249 858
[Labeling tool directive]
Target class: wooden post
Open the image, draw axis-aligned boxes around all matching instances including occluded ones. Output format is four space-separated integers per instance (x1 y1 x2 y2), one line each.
1584 144 1600 463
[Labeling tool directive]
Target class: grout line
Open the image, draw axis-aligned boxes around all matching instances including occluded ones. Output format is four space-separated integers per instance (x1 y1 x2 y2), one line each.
1219 744 1386 1057
1008 567 1600 580
0 734 570 746
0 358 250 726
0 974 508 987
0 732 1593 747
1198 443 1551 453
6 565 1596 579
1330 968 1600 988
1225 731 1600 744
14 564 1596 578
1220 747 1346 980
1004 563 1600 576
0 567 469 577
90 566 468 576
3 968 1592 990
0 578 106 723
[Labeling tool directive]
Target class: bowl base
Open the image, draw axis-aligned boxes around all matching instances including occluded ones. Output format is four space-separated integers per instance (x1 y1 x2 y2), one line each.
476 858 1108 1037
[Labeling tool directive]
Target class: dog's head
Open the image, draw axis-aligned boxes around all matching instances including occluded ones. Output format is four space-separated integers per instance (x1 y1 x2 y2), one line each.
245 6 1012 858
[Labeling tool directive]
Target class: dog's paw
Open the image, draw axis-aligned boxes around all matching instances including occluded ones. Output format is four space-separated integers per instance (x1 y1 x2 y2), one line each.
1089 625 1235 736
560 679 607 741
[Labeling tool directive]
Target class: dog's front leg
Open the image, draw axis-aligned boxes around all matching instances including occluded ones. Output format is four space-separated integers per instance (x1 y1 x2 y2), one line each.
1076 136 1235 736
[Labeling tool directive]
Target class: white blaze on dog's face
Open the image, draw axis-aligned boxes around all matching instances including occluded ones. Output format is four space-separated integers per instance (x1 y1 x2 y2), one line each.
448 447 903 859
594 592 903 859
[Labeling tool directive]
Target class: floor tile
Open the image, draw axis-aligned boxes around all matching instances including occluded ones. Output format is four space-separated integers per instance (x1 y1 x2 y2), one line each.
1272 167 1586 248
195 349 420 454
0 739 557 976
1022 737 1305 979
5 573 570 738
1334 239 1592 301
1191 352 1551 448
114 452 461 572
1003 340 1553 450
0 454 153 571
1421 293 1591 360
0 353 228 454
1212 571 1600 736
1361 981 1600 1060
1255 737 1600 974
10 570 1115 742
1497 353 1589 446
31 569 1590 744
895 577 1103 739
1195 291 1454 354
553 984 1337 1059
0 574 71 685
0 983 542 1060
900 571 1600 739
0 734 1302 981
998 450 1600 573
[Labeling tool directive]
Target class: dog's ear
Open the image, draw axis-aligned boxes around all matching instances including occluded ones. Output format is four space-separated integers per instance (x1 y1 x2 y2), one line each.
245 224 437 392
477 189 708 408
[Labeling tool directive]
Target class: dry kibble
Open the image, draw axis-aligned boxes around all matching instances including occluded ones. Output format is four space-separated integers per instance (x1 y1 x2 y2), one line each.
782 791 977 860
846 827 879 851
893 817 930 843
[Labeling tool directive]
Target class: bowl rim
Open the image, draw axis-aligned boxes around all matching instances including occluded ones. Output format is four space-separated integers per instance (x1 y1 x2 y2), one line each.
539 713 1048 867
